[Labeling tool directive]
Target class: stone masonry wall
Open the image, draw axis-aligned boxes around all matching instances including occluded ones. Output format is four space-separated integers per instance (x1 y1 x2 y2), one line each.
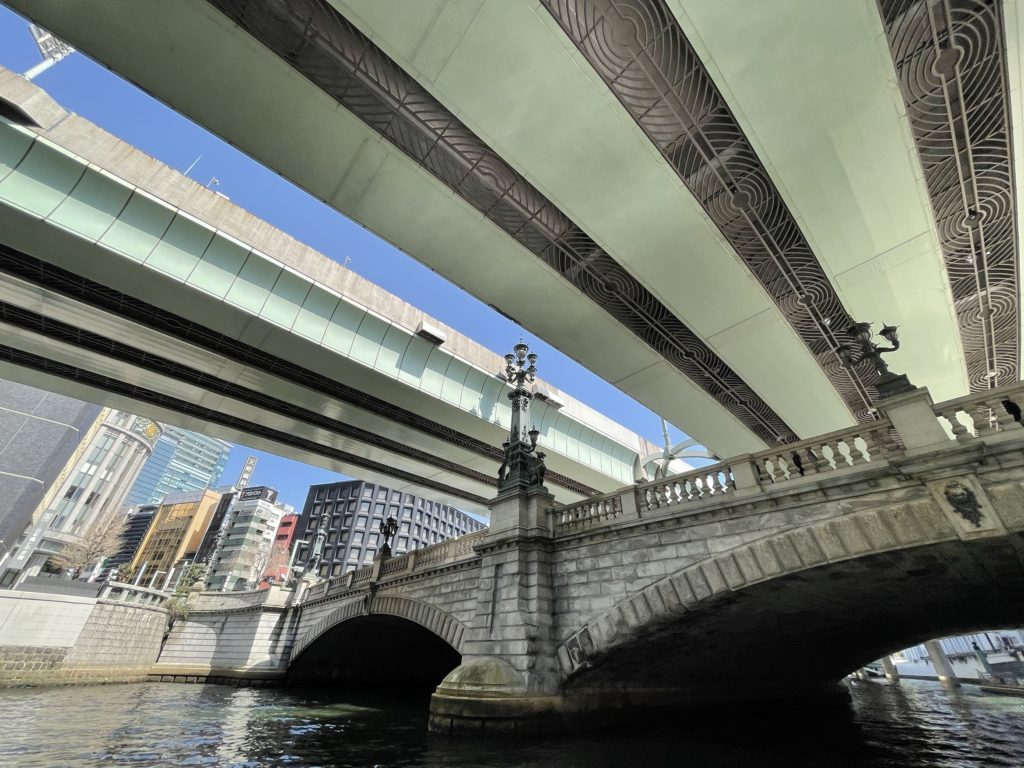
155 608 295 681
63 600 166 681
296 561 481 647
0 592 168 686
550 471 921 642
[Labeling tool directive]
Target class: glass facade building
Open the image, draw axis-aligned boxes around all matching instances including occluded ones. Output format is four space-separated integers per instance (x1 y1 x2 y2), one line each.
125 426 232 506
294 481 486 579
1 410 161 585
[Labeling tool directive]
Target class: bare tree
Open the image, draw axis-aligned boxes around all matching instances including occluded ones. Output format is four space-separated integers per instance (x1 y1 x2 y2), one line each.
48 509 128 578
246 537 275 586
262 539 291 583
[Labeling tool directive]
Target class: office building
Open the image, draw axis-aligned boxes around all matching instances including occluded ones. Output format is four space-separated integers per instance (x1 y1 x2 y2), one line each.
130 488 222 586
104 504 158 577
125 425 232 507
294 481 485 579
206 486 292 591
262 512 299 585
0 379 102 557
0 409 161 586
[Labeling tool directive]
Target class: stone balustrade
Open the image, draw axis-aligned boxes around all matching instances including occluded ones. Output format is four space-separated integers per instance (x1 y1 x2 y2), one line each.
750 420 897 483
550 381 1024 537
98 581 169 608
300 530 489 605
932 382 1024 440
638 463 737 512
551 490 624 530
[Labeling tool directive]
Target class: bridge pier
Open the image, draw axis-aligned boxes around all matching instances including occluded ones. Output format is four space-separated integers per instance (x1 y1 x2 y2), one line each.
880 655 900 683
925 640 961 690
429 484 566 735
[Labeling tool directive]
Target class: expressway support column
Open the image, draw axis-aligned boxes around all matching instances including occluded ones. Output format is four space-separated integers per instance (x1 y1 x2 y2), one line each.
925 640 961 689
429 478 562 735
880 655 900 683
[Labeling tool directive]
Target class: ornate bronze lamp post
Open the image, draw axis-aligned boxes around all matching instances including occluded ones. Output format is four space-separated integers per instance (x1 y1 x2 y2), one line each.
497 340 547 493
837 321 914 399
379 514 399 558
306 517 329 577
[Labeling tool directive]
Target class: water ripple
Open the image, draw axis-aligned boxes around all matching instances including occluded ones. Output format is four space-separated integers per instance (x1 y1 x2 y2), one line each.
0 679 1022 767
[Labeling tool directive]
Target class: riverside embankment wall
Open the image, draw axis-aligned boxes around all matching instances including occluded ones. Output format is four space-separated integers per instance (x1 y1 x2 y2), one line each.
0 587 167 685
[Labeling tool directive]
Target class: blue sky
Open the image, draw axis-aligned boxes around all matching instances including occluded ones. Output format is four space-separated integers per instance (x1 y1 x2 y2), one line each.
0 8 694 511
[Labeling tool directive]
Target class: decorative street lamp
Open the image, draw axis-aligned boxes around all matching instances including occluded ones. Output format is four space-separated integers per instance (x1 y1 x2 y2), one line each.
379 514 399 558
836 321 914 399
496 340 547 493
306 516 329 577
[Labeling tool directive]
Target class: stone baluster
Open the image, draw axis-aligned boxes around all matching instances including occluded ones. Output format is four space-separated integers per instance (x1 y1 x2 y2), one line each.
939 408 972 441
805 444 830 474
854 432 877 463
756 456 777 484
847 436 867 466
970 403 994 435
711 471 727 494
666 481 681 505
821 440 845 469
993 399 1023 432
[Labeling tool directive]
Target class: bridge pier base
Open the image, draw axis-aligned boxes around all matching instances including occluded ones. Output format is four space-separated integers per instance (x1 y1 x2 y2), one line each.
925 640 961 689
430 484 564 735
880 655 900 683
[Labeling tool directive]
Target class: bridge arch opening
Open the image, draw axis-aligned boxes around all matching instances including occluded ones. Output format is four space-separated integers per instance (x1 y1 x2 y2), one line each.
562 536 1024 707
288 615 460 690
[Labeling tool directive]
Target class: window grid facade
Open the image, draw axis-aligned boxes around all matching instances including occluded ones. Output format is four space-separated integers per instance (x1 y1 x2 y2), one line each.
295 481 485 578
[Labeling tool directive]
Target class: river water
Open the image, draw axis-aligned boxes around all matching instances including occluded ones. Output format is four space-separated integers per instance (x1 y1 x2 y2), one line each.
1 679 1022 767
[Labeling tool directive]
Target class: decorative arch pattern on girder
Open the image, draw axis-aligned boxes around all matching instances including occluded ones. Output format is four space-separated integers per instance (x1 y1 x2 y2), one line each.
540 0 878 421
878 0 1020 391
204 0 799 445
290 595 467 663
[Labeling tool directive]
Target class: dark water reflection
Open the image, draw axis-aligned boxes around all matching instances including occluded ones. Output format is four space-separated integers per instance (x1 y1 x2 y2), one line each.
1 679 1023 767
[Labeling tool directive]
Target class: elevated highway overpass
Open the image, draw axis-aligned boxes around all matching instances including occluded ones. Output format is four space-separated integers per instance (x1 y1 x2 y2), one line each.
7 0 1019 458
0 69 661 513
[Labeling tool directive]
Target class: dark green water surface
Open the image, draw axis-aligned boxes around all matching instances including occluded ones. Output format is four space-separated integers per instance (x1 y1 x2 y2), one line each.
1 679 1022 767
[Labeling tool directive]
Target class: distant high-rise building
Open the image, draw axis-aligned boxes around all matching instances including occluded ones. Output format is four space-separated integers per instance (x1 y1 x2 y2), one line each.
206 486 292 591
130 489 222 587
125 425 231 506
105 504 159 576
294 481 486 579
0 379 102 559
1 409 162 586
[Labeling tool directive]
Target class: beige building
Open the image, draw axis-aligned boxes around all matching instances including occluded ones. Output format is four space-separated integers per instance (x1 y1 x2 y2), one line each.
131 489 222 585
2 409 161 586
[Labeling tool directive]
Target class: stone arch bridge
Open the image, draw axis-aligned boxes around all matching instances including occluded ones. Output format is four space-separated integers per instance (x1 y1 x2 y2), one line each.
156 385 1024 732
